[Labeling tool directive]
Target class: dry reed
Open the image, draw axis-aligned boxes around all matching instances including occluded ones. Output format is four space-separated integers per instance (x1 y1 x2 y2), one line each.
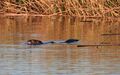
0 0 120 17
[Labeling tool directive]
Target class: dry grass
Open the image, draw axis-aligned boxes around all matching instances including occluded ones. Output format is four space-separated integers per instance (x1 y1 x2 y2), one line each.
0 0 120 17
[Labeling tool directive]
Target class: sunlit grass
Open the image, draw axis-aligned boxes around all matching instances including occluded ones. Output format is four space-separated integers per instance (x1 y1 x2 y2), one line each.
1 0 120 17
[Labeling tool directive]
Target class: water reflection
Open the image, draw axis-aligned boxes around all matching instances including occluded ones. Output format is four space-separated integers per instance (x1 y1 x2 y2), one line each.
0 15 119 75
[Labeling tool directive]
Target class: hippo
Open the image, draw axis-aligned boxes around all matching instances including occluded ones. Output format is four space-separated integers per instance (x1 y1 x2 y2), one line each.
27 39 54 45
26 39 79 45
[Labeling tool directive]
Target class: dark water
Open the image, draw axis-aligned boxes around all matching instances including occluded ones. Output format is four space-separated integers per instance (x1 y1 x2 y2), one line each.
0 15 120 75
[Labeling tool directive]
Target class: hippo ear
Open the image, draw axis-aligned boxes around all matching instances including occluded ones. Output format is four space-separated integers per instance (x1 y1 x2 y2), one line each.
38 41 43 44
27 40 32 42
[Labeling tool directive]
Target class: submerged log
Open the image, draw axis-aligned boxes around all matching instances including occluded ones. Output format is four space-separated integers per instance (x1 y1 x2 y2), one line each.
77 44 120 47
101 34 120 36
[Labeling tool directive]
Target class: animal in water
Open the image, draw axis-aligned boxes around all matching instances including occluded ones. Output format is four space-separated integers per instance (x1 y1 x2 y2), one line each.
64 39 79 43
56 39 79 44
27 39 54 45
27 39 79 45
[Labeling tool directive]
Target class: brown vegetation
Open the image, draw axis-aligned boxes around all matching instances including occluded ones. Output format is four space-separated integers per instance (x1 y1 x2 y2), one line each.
0 0 120 17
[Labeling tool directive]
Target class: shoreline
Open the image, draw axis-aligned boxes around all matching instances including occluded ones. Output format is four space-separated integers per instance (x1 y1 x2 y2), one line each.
0 13 119 18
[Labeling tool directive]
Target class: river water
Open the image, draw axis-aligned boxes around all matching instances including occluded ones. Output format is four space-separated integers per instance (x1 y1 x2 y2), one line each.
0 15 119 75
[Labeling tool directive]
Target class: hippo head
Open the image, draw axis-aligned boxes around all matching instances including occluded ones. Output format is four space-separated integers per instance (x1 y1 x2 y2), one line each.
27 39 43 45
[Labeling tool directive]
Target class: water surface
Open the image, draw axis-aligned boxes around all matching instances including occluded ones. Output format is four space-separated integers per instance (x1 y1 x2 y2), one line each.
0 15 120 75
